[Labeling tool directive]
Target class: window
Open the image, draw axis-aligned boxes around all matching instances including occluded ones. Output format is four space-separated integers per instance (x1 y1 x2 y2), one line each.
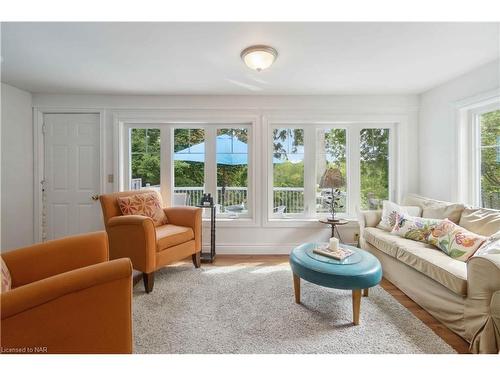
478 109 500 209
268 123 394 220
360 128 390 210
216 128 249 215
125 122 253 220
272 128 305 216
130 128 161 192
173 128 205 206
316 128 347 215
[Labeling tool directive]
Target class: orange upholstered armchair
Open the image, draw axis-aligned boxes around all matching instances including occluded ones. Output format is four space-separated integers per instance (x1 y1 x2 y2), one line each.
0 232 133 354
99 190 202 293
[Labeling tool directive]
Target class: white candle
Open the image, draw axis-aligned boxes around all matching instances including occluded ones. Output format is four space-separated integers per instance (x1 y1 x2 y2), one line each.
329 237 339 251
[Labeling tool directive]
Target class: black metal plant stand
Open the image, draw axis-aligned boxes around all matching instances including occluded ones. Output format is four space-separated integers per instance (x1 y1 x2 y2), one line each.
196 204 216 263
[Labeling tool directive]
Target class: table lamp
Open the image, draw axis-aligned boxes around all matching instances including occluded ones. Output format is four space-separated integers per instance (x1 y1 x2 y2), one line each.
319 167 345 222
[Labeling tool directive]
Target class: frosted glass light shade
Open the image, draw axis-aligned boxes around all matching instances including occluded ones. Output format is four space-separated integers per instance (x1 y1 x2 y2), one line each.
241 45 278 71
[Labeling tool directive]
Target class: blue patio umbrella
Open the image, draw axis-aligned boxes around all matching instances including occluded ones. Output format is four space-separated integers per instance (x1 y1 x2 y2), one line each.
175 134 303 209
174 134 304 164
174 134 249 208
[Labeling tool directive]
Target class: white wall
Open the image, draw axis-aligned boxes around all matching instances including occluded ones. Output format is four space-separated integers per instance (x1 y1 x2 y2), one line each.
1 83 33 251
419 59 500 201
31 93 419 253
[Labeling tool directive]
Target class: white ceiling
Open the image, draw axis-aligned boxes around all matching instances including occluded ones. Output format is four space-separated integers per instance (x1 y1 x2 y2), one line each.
1 22 499 95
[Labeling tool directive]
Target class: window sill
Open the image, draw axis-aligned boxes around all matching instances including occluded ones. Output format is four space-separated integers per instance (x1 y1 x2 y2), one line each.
264 217 359 228
201 217 259 227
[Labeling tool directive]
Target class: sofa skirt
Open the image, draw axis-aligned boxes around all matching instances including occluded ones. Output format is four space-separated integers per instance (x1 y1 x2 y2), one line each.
363 243 468 342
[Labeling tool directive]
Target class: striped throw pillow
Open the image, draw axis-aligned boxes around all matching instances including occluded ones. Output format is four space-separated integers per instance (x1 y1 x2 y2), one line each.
1 256 12 293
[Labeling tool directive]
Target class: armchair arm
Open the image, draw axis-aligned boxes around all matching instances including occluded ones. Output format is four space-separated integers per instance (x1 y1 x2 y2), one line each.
468 254 500 296
106 215 156 273
2 231 109 288
164 207 202 252
357 210 382 231
465 254 500 353
357 210 382 249
1 258 132 353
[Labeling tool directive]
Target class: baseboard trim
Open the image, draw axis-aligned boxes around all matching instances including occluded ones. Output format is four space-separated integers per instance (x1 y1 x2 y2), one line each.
202 242 358 254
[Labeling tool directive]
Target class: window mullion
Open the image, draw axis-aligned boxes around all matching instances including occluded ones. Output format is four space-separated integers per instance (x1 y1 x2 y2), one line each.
161 126 172 206
303 126 316 218
348 125 361 216
205 126 217 203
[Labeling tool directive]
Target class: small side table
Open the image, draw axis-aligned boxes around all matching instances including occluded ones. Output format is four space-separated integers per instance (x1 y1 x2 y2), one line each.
319 219 348 242
196 204 216 263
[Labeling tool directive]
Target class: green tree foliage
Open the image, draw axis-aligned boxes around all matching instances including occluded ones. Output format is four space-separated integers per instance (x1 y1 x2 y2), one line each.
173 129 205 187
173 128 205 152
360 128 389 209
131 129 161 186
216 129 248 188
174 161 204 187
272 128 303 159
480 110 500 209
272 128 305 187
273 162 304 187
324 128 346 165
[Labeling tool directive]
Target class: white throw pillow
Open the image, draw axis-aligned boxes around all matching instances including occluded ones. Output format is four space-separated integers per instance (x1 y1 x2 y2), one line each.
377 201 422 231
474 230 500 256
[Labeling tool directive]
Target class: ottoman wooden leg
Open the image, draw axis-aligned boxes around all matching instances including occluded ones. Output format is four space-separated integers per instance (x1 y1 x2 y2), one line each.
352 289 361 325
363 288 369 297
293 274 301 304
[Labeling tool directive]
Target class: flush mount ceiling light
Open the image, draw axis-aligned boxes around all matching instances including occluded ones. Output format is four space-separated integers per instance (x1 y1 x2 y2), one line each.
240 45 278 72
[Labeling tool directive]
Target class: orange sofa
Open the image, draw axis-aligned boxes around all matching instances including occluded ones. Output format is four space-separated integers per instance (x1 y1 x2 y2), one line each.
99 190 202 293
0 232 133 354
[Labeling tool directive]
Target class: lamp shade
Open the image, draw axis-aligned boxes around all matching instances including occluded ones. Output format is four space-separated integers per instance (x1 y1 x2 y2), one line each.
319 168 345 189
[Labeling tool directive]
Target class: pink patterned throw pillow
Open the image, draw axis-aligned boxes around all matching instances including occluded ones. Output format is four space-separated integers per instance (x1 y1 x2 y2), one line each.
427 219 487 262
1 256 12 293
117 192 168 227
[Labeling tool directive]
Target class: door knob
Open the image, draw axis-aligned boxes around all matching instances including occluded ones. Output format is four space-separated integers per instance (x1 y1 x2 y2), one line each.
91 194 99 201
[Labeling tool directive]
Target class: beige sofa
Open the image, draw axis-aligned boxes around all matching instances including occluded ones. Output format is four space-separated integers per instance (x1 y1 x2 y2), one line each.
359 194 500 354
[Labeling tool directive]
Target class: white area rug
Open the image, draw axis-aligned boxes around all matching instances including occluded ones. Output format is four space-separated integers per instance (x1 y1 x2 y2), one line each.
133 264 456 354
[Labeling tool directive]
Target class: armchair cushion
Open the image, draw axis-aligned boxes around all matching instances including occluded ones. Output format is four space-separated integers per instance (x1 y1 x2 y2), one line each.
117 192 168 227
1 256 12 293
156 224 194 251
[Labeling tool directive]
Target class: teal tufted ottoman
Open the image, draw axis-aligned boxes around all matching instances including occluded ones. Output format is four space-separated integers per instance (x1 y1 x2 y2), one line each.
289 242 382 325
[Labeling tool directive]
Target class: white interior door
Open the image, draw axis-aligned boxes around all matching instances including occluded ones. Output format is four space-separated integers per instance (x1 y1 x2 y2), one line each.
43 113 102 240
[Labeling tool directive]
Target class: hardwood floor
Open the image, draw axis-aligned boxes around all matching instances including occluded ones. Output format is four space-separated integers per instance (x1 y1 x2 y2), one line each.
145 254 471 354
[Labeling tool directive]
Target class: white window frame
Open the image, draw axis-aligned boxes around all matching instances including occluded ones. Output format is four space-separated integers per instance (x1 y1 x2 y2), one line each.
455 90 500 206
268 124 308 220
266 121 396 224
119 116 257 226
171 123 254 220
469 102 500 207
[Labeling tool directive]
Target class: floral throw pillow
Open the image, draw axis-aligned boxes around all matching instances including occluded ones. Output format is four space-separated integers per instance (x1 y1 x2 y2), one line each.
390 214 441 243
117 192 168 227
1 256 12 293
427 219 487 262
